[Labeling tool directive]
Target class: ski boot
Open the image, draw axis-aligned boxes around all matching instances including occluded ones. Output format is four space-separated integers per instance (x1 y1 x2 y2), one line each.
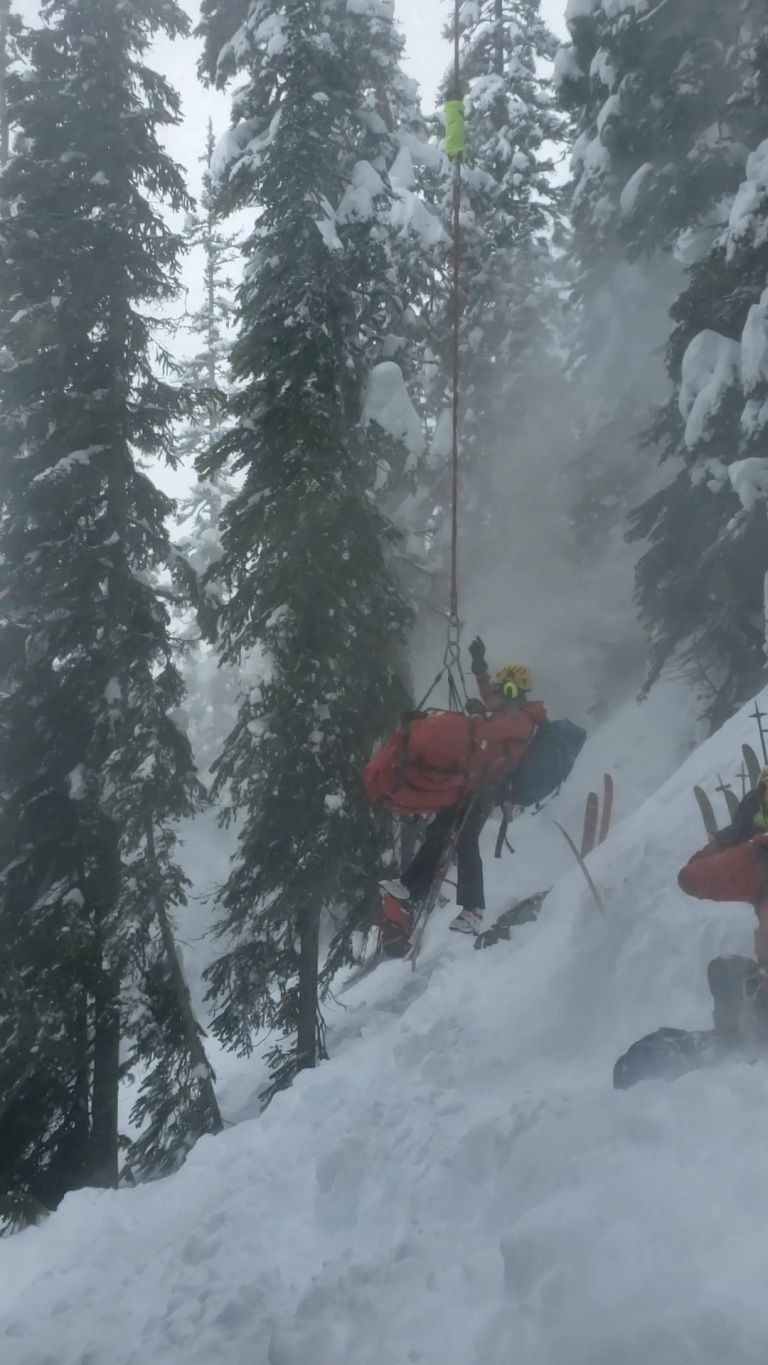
449 907 483 935
379 878 410 903
708 954 768 1041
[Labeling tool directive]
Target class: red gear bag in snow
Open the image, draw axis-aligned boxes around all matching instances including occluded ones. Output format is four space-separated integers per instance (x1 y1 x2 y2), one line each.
362 704 545 815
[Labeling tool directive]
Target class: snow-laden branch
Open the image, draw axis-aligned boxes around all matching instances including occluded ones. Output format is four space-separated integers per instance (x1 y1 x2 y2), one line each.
679 330 741 449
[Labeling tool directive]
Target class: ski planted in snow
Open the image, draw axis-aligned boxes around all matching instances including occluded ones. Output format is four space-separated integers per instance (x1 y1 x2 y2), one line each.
715 773 740 822
750 702 768 765
581 791 599 857
693 785 719 839
597 773 614 846
583 791 600 851
553 820 605 912
580 775 614 857
743 743 762 791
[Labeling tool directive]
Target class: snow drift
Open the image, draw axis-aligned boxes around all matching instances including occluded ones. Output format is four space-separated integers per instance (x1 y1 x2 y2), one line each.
3 688 768 1365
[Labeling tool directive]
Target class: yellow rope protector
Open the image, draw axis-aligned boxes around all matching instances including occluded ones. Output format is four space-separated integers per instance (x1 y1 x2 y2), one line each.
444 99 466 159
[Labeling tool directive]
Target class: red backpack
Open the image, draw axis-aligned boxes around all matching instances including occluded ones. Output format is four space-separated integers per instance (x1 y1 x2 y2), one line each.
363 710 490 814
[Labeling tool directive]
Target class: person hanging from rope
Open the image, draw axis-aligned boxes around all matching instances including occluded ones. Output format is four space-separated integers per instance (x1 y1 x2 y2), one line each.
363 15 550 956
368 638 547 951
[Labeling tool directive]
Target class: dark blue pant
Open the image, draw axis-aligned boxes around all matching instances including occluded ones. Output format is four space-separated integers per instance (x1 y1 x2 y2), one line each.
402 798 488 909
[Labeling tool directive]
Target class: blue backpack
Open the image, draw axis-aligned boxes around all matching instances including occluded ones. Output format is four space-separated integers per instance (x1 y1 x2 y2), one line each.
507 718 586 808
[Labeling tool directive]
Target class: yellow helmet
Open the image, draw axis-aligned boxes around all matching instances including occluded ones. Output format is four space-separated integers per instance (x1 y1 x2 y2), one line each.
491 662 533 697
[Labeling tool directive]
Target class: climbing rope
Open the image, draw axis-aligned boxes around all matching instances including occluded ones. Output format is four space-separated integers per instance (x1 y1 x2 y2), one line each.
443 0 467 711
409 5 468 717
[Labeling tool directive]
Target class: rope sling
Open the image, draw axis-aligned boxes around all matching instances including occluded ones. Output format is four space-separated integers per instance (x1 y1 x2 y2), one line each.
418 0 468 717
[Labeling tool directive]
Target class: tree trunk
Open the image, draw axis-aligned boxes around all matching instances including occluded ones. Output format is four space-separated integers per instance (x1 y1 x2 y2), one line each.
205 216 217 441
146 818 223 1135
296 904 321 1073
87 833 122 1189
203 120 219 458
89 968 120 1188
0 0 10 167
69 984 92 1187
88 295 132 1194
494 0 504 78
492 0 507 138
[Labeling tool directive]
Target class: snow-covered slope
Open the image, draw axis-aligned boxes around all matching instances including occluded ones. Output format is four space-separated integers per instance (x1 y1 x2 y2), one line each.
4 689 768 1365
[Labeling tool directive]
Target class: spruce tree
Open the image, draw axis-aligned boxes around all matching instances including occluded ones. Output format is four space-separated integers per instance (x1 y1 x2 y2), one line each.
197 0 412 1095
177 118 238 577
0 0 220 1220
629 9 768 725
558 0 746 269
176 120 240 774
552 0 753 710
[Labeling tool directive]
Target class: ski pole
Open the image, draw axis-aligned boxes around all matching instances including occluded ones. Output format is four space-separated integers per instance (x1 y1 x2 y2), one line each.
751 702 768 764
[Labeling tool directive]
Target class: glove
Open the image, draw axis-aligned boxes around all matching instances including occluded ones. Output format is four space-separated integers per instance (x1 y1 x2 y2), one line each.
468 635 487 676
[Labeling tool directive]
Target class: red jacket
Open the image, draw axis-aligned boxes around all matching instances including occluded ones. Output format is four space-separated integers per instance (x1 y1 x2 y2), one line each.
678 836 768 976
363 699 547 815
470 699 547 786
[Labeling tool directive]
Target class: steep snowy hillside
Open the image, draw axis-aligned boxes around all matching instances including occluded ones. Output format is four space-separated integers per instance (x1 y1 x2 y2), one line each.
4 689 768 1365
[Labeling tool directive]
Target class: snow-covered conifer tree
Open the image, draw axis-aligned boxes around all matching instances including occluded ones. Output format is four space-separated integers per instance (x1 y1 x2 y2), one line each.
554 0 751 710
0 0 220 1220
630 9 768 726
174 120 241 774
558 0 748 271
197 0 412 1095
177 119 238 577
